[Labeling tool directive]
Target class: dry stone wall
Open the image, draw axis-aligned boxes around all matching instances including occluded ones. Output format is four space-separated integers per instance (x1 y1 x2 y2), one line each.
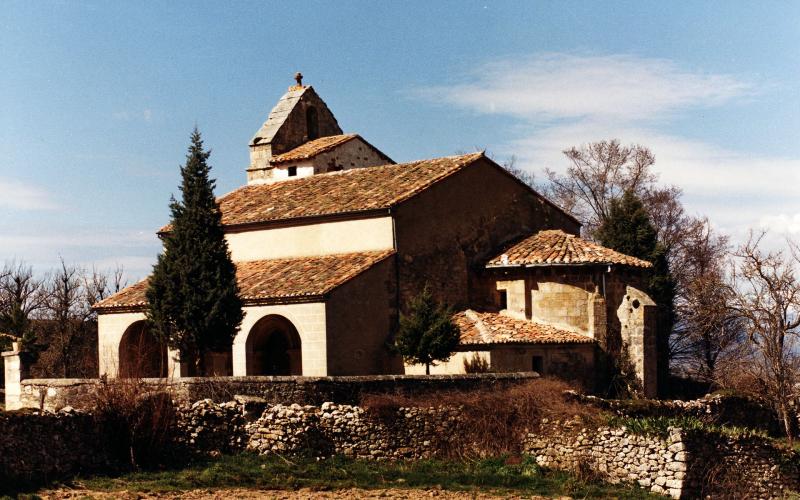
525 425 687 498
2 395 798 498
523 423 799 499
246 402 460 460
0 408 114 488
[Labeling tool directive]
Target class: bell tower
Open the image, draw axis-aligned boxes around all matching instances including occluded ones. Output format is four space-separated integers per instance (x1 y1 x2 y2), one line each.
247 74 343 184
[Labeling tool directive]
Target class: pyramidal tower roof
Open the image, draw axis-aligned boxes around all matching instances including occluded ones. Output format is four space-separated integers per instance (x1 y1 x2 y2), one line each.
250 85 311 147
249 73 342 152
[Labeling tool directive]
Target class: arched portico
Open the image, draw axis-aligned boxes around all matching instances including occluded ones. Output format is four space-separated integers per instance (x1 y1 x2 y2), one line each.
244 315 302 375
118 320 167 378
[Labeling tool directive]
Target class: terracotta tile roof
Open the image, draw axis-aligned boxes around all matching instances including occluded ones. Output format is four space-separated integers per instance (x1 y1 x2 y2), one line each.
454 310 595 345
94 250 394 311
269 134 359 164
174 152 483 230
487 230 651 268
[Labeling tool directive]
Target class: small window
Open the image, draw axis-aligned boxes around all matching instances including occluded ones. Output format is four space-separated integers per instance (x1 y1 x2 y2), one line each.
287 166 297 177
531 356 544 374
498 290 507 310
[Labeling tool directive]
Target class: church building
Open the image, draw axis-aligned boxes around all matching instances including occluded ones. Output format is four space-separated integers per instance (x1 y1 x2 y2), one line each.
94 75 658 396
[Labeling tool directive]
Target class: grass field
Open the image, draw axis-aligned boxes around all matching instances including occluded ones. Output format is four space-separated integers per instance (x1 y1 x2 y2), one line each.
13 453 664 499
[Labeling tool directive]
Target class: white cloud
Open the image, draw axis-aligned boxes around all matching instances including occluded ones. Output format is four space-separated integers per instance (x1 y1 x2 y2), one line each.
0 179 58 211
508 120 800 240
760 214 800 234
0 228 159 279
415 52 798 247
419 53 754 121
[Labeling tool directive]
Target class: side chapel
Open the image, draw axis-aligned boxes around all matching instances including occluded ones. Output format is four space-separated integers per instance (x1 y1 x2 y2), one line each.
94 75 658 396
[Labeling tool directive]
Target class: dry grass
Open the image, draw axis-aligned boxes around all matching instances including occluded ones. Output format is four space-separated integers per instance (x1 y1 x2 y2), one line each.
362 378 602 457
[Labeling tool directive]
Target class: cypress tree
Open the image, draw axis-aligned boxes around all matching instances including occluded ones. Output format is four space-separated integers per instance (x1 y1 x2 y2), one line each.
596 190 675 396
146 129 243 375
394 287 461 375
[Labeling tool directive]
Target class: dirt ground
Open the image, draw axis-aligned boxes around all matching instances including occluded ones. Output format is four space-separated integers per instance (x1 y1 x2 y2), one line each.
38 487 564 499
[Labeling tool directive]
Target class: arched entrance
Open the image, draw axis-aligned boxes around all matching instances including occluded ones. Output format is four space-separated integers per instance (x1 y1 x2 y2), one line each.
118 321 167 378
246 315 302 375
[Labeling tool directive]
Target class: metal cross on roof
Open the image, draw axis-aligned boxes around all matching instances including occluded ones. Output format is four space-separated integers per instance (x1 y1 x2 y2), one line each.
294 72 303 87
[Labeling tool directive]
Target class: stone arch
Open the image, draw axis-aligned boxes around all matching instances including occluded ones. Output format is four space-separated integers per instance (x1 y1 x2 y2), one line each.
118 321 167 378
245 315 302 375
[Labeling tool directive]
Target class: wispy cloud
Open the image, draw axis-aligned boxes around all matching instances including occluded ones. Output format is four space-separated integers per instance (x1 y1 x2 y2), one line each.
509 120 800 238
415 53 793 245
418 53 754 122
0 178 59 211
0 229 159 281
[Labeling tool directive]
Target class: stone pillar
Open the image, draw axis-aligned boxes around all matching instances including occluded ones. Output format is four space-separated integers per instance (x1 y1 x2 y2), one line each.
617 286 658 398
166 348 190 378
2 343 28 411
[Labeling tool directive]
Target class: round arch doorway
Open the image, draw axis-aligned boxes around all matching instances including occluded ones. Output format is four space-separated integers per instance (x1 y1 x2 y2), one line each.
246 315 302 375
118 320 168 378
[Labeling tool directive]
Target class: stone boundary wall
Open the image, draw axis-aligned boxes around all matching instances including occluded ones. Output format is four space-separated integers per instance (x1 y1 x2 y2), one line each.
523 424 799 499
244 402 461 460
14 372 539 412
0 410 114 488
2 397 798 498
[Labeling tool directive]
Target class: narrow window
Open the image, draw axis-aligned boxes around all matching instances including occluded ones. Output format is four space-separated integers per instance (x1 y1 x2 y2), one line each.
288 166 297 177
306 107 319 140
498 290 507 310
531 356 544 374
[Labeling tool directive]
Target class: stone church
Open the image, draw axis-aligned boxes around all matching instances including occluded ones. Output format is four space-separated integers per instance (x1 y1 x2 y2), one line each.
94 77 658 396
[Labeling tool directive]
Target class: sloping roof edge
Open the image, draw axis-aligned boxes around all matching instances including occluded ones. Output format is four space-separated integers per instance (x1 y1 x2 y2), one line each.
94 250 395 313
454 309 596 346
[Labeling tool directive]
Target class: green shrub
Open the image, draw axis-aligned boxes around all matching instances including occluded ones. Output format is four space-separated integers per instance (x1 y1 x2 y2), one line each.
607 415 770 439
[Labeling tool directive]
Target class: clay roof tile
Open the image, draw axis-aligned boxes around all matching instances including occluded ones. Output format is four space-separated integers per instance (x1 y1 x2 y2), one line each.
93 250 394 311
487 229 651 268
454 310 595 345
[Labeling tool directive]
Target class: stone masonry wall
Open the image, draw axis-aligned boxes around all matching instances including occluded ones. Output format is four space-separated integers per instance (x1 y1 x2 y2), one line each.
524 425 686 498
523 424 799 499
2 397 798 498
246 402 460 460
0 409 114 488
14 373 538 412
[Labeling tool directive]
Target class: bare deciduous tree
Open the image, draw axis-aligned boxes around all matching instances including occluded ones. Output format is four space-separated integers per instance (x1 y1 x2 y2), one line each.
84 265 126 313
544 140 657 236
39 260 91 377
0 260 46 351
729 232 800 440
671 221 745 383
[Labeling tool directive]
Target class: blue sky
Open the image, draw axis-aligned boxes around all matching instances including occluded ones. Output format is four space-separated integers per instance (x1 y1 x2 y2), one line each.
2 1 799 280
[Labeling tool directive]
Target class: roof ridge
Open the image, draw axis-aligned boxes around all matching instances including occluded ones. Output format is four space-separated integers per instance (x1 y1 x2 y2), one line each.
161 152 486 233
454 309 596 345
464 309 493 344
